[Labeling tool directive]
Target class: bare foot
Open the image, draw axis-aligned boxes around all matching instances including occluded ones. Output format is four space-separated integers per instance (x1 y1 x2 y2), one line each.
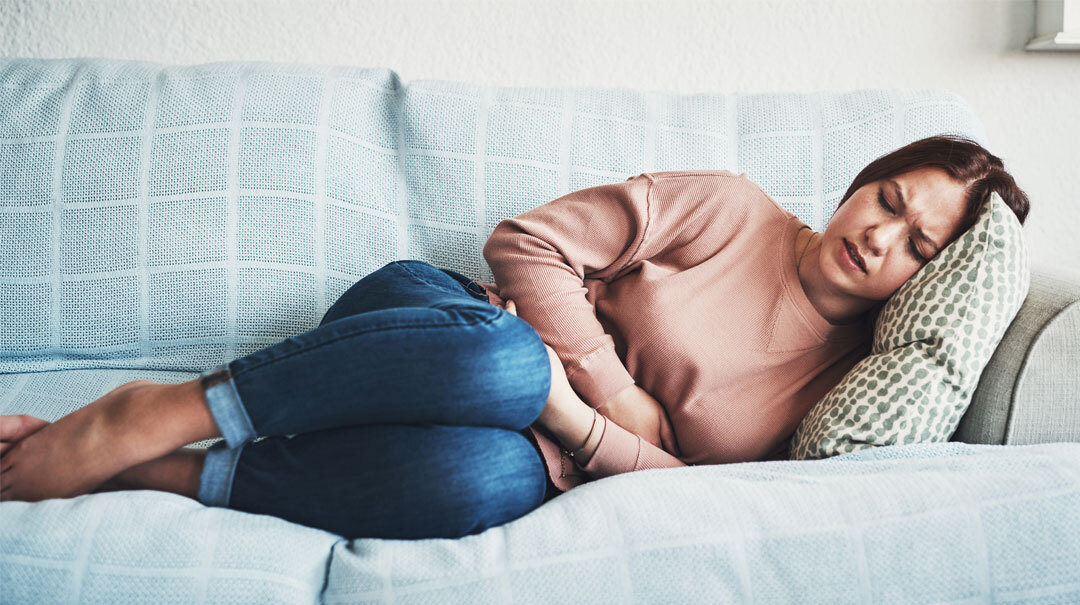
90 447 207 499
0 380 187 502
0 408 203 499
0 414 51 457
0 384 159 464
0 414 131 493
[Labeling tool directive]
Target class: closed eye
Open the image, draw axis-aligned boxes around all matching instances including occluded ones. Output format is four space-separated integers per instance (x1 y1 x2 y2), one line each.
878 187 928 263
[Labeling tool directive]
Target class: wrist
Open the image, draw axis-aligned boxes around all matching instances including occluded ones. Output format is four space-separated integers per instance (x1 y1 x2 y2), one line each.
573 413 606 466
559 400 596 452
539 393 599 456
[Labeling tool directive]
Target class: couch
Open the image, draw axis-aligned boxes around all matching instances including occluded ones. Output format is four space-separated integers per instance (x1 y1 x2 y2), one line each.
1 58 1078 604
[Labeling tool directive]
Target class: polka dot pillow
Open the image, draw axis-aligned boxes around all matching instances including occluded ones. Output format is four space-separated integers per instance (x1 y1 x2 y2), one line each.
790 191 1030 460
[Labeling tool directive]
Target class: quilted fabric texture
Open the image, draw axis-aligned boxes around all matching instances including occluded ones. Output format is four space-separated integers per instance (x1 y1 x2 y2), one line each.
791 191 1031 460
0 58 987 376
3 440 1079 603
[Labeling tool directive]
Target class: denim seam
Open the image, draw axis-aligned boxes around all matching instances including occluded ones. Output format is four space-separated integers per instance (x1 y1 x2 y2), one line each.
395 261 470 296
235 317 501 377
396 261 489 302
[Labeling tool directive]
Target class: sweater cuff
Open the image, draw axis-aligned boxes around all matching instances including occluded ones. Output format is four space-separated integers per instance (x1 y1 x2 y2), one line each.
579 417 641 479
566 347 636 408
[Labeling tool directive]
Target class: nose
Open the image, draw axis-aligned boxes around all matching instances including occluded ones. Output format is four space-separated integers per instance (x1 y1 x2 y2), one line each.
866 219 906 257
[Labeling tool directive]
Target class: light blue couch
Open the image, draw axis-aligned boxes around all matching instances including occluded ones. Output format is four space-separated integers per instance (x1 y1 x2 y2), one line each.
1 58 1078 604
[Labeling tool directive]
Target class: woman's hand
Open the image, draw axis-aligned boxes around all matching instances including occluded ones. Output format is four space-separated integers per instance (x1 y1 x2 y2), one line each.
596 384 681 456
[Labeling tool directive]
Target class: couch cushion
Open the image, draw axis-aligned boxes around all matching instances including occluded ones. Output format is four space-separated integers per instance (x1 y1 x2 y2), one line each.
0 58 986 375
791 191 1030 459
3 438 1080 603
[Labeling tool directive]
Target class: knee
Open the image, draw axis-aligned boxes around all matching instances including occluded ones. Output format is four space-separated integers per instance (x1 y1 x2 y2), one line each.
482 315 551 425
450 430 547 538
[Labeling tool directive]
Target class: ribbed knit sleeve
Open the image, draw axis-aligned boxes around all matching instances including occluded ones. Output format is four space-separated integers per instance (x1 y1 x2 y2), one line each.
579 417 686 478
482 174 654 407
483 169 866 491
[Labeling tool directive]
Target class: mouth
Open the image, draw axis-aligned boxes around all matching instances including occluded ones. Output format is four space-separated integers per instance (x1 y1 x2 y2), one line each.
843 239 866 273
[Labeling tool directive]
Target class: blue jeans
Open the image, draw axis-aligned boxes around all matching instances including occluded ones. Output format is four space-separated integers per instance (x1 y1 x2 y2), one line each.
194 260 553 540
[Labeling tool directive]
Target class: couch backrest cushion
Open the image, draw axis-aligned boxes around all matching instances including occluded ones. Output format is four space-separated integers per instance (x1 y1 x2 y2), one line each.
0 58 987 373
791 191 1030 459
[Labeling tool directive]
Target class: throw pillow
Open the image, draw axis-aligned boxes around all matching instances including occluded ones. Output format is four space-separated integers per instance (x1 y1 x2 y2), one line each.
790 191 1030 460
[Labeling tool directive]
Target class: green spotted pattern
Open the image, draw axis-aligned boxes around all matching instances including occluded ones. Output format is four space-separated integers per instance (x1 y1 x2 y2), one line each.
790 191 1030 460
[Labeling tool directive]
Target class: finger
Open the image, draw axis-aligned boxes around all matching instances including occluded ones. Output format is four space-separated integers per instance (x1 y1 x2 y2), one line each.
0 442 10 456
505 299 517 315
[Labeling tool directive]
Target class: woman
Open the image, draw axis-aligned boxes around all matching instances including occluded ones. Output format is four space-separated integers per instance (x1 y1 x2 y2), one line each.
0 135 1030 540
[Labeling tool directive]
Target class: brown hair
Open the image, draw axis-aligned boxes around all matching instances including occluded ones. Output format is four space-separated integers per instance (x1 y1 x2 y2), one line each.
836 134 1030 232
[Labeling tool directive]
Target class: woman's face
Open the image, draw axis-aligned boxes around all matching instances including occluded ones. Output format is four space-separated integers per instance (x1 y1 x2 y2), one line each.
822 166 970 302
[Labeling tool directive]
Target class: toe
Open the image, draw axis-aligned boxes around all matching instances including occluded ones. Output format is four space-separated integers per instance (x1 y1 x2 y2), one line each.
1 439 19 469
0 415 25 439
0 415 49 441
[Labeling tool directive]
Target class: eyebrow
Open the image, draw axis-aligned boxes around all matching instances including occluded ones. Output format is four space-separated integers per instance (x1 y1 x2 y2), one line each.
888 178 942 254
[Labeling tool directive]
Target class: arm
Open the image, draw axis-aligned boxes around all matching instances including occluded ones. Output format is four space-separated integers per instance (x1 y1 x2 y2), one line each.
536 385 606 466
487 171 748 478
540 371 685 471
484 170 749 408
528 319 609 465
533 336 685 472
483 174 653 408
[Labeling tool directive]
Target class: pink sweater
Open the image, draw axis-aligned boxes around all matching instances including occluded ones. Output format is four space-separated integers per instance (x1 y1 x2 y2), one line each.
477 170 871 494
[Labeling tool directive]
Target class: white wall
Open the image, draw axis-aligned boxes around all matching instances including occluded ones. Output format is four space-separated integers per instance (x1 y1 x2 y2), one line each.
2 0 1077 271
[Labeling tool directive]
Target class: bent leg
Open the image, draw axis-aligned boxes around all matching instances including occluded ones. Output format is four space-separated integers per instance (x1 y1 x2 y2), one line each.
199 423 548 540
200 261 550 448
318 260 492 326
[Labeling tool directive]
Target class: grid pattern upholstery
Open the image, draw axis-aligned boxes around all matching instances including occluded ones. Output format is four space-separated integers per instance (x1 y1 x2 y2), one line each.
2 441 1079 604
4 59 1080 605
0 58 986 376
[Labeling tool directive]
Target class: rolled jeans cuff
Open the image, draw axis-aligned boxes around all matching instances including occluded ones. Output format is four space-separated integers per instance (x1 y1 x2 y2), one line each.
198 362 256 449
197 440 241 507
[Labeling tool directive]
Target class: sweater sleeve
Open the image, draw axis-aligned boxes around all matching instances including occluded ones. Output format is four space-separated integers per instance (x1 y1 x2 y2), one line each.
482 174 655 407
579 416 687 479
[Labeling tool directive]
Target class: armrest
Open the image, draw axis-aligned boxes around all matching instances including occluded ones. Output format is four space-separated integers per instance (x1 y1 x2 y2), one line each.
954 266 1080 445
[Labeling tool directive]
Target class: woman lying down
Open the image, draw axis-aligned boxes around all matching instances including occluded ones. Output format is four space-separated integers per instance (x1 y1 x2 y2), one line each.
0 134 1030 541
